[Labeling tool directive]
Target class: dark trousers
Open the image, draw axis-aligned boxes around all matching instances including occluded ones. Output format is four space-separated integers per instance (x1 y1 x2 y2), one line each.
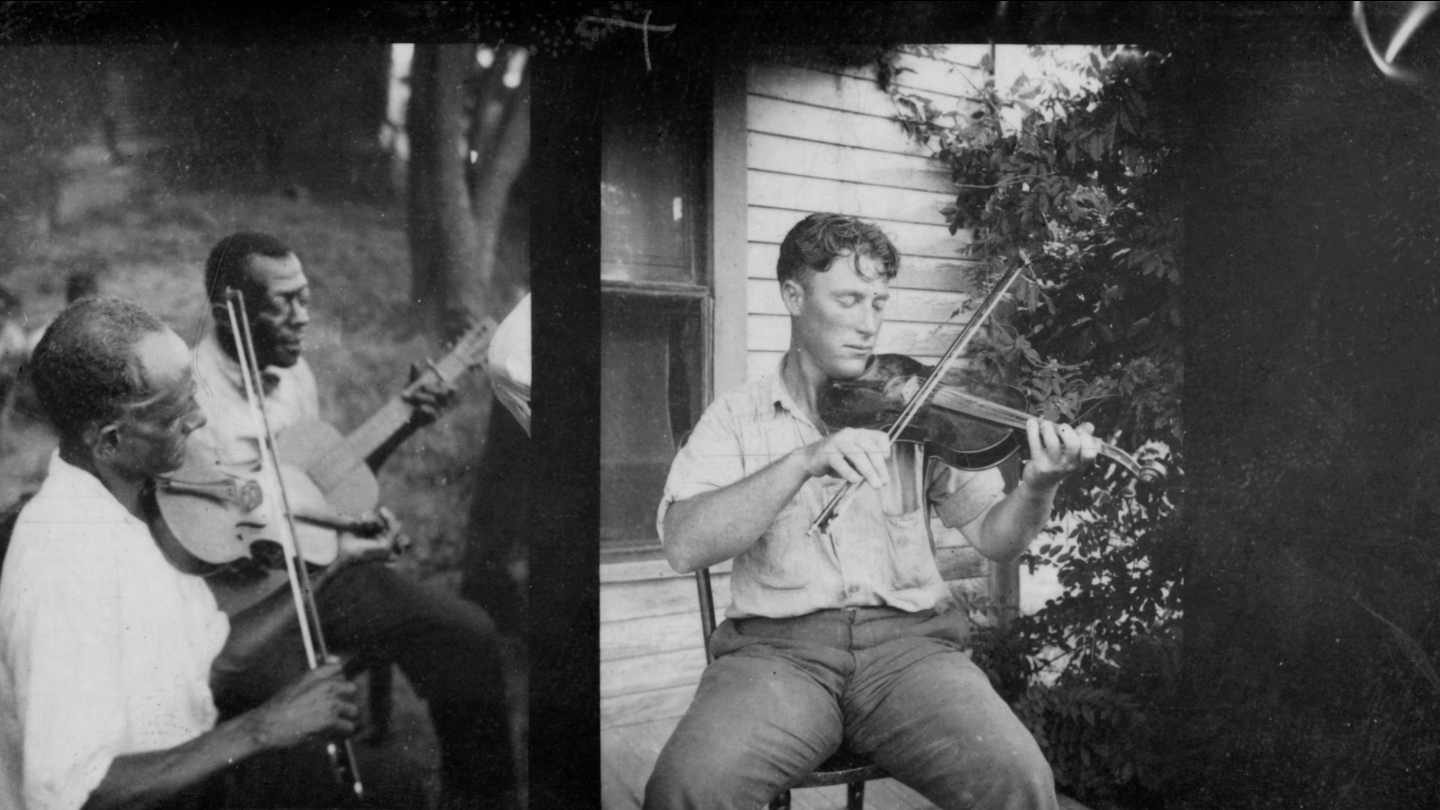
214 560 513 808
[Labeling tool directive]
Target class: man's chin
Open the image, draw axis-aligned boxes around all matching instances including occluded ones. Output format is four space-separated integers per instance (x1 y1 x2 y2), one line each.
828 355 874 380
270 346 303 368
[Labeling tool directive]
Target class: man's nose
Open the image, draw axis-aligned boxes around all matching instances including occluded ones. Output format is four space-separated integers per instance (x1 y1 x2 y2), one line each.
857 304 881 336
290 300 310 327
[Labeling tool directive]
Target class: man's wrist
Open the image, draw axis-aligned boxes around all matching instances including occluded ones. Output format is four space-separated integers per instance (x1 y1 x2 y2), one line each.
1017 472 1061 501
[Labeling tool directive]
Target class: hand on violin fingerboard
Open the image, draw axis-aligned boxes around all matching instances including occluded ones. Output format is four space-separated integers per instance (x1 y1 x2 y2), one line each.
1021 417 1100 491
404 362 459 427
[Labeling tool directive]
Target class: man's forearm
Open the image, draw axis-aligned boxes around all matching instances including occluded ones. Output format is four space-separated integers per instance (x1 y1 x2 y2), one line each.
663 450 814 573
969 478 1059 564
81 715 265 810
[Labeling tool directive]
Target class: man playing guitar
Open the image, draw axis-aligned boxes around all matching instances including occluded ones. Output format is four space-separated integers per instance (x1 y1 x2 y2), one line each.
187 232 514 810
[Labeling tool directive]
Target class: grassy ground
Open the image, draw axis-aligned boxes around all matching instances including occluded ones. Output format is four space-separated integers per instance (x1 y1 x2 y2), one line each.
0 150 527 808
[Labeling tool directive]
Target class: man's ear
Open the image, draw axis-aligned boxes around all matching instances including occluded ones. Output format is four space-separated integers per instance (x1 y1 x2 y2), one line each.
780 278 806 318
86 420 123 462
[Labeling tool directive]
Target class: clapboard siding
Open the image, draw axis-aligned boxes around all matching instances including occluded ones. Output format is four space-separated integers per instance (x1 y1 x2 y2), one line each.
749 170 957 228
750 63 973 122
600 572 733 625
601 611 707 663
748 132 955 194
749 95 936 158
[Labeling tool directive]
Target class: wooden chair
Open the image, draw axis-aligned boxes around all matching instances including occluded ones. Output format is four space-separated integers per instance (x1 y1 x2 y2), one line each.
694 567 888 810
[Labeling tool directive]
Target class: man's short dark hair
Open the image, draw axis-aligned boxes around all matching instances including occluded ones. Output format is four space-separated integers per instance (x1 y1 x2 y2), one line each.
776 213 900 288
31 296 167 439
204 232 293 307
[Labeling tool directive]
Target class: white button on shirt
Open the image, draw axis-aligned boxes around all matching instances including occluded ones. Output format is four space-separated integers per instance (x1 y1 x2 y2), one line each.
0 452 229 810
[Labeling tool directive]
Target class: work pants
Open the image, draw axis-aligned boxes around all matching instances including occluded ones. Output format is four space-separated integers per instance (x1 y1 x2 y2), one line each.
644 606 1057 810
214 560 513 808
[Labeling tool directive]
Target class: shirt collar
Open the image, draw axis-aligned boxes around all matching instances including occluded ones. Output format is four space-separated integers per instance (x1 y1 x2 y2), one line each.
44 450 139 526
198 334 280 397
766 353 825 433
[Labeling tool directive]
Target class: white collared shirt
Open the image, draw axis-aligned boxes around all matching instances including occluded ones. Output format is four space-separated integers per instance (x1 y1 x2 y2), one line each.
0 452 229 810
189 332 321 469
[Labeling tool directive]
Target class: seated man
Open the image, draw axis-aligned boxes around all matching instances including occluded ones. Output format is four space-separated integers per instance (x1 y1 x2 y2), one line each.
0 296 358 810
645 213 1098 810
188 232 514 809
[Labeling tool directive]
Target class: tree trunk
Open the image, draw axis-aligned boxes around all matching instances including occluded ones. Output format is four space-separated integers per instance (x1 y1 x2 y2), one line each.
406 44 484 341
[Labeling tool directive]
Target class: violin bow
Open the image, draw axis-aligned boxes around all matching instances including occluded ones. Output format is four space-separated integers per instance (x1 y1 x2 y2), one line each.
810 261 1031 536
224 289 365 802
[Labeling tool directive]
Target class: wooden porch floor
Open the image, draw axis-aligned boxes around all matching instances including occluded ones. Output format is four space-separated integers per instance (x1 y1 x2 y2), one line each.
603 716 944 810
602 716 1093 810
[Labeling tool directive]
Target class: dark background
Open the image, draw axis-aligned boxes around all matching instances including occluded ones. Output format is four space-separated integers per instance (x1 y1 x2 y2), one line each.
9 2 1440 807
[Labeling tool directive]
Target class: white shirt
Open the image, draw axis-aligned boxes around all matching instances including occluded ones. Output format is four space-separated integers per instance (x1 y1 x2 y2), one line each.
189 332 321 468
659 357 1006 620
0 453 229 810
488 293 531 437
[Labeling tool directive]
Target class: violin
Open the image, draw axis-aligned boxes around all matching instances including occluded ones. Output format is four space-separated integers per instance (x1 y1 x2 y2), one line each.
156 314 497 616
150 445 390 608
819 353 1167 484
809 262 1166 534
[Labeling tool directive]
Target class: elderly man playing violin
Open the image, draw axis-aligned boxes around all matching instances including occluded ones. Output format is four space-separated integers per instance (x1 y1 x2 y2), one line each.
185 232 513 810
645 213 1100 810
0 296 360 810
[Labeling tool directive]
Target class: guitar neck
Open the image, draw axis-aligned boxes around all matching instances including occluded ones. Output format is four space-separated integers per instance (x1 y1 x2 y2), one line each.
325 317 497 472
344 397 419 463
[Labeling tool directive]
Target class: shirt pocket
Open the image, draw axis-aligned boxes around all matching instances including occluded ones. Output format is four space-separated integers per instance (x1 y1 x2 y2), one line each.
883 507 937 590
741 503 815 591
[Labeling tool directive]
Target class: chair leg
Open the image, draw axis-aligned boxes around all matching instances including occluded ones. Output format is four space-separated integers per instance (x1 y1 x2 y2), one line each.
846 780 865 810
769 788 792 810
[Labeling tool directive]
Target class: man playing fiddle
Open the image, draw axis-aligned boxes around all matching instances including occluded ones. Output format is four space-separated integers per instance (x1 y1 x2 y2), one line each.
645 213 1099 810
186 232 513 809
0 296 359 810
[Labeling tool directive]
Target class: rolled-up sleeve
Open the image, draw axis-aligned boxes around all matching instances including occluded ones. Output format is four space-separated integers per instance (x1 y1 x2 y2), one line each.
656 397 747 544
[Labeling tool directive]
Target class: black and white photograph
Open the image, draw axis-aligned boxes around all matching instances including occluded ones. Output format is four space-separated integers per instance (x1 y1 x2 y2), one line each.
2 3 1440 810
595 3 1440 810
0 32 531 810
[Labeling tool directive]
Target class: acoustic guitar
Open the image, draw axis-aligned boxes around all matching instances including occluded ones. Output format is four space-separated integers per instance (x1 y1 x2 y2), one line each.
168 316 499 617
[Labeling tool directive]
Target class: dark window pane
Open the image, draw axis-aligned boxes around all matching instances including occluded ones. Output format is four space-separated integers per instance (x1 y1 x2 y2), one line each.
600 295 704 547
600 68 706 285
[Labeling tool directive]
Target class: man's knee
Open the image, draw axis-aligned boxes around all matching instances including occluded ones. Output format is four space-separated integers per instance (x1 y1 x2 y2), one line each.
643 737 769 810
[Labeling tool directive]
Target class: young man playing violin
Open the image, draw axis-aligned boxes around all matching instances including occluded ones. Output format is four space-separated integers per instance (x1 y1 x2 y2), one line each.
645 213 1100 810
185 232 513 810
0 296 360 810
